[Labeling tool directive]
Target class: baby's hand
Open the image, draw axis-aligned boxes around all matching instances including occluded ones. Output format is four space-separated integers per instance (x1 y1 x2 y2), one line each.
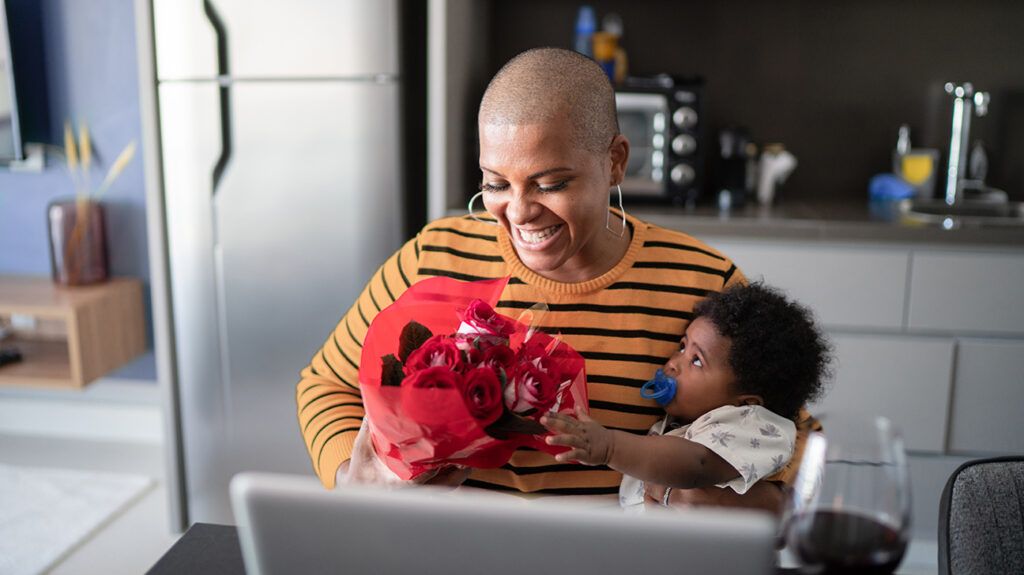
541 407 614 466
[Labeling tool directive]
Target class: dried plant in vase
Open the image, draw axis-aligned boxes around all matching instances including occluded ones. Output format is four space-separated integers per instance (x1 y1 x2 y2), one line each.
47 121 136 285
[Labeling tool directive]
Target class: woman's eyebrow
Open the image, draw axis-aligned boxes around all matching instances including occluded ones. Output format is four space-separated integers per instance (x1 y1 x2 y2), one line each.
479 166 573 179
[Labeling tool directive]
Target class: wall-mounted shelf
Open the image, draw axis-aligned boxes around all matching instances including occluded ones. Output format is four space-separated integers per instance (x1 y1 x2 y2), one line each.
0 276 145 389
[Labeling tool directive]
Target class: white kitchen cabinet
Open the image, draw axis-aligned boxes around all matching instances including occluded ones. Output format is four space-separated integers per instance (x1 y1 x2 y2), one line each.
948 339 1024 454
906 454 975 540
811 333 955 453
706 240 910 330
908 251 1024 335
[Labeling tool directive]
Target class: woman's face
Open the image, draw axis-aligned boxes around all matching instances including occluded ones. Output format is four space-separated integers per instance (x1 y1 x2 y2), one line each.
478 116 628 282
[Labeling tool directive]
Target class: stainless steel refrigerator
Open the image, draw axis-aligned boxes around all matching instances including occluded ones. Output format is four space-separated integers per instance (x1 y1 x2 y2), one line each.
138 0 404 527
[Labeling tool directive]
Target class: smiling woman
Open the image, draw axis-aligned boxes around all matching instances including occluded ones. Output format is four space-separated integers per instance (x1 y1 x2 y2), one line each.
295 48 814 510
477 119 630 283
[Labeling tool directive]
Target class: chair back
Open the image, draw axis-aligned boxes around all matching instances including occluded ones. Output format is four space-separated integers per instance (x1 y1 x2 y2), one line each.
938 456 1024 574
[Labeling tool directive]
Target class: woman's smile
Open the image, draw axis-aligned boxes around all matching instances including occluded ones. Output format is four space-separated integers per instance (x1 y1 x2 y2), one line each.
514 223 564 248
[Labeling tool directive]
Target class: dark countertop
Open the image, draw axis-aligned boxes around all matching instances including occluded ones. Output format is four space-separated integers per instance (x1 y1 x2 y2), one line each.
631 201 1024 248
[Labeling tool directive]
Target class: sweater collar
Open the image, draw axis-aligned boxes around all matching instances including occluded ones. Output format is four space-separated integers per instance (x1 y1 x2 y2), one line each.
496 210 646 295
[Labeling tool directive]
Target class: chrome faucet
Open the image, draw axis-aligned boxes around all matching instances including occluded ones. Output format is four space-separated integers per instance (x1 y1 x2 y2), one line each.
944 82 990 205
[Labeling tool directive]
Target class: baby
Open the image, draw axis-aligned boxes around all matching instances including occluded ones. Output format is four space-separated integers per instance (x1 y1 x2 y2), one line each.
542 283 830 510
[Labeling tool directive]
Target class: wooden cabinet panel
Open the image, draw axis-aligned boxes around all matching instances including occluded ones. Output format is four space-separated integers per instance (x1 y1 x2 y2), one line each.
811 334 955 453
706 240 909 330
0 276 145 388
949 339 1024 454
908 251 1024 335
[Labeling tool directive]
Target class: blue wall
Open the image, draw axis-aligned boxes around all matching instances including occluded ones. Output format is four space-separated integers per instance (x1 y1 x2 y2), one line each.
0 0 152 352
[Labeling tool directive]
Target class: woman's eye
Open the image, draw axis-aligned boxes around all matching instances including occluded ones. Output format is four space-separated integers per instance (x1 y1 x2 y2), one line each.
479 182 509 192
538 181 568 193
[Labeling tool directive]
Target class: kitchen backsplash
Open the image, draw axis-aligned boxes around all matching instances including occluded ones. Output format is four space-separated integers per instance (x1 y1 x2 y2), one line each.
478 0 1024 203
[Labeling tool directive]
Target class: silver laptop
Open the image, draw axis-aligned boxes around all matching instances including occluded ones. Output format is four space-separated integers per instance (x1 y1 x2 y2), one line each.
230 472 776 575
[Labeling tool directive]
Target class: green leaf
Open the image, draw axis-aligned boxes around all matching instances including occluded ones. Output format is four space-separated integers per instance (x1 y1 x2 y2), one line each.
381 354 405 387
484 410 547 439
398 321 433 363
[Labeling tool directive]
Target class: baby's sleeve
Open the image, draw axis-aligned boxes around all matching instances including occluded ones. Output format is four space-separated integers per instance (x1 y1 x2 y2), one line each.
684 405 797 494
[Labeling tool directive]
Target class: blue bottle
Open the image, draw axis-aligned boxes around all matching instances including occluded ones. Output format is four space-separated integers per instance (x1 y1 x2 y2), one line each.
574 6 596 57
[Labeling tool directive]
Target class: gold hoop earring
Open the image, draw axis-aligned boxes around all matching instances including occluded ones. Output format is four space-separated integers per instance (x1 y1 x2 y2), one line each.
606 184 627 237
468 191 498 225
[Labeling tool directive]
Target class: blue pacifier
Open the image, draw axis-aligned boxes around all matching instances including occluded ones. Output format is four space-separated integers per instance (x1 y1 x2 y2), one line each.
640 369 677 407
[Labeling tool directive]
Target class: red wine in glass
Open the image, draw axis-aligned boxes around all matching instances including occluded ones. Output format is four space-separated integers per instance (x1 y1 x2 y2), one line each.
793 509 907 574
784 416 911 574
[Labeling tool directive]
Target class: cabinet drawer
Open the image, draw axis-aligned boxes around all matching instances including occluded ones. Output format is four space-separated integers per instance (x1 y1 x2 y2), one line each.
811 334 954 452
706 241 909 330
908 251 1024 335
948 339 1024 454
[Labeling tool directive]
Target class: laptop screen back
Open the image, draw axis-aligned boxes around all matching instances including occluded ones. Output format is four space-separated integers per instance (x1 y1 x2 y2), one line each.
231 472 776 575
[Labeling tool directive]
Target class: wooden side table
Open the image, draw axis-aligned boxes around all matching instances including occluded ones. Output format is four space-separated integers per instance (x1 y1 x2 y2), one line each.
0 276 146 388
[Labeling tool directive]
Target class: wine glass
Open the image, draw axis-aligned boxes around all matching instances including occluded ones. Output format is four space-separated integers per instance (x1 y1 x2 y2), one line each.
784 413 911 574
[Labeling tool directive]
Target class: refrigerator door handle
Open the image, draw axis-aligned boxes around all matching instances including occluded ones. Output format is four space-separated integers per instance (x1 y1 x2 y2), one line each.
204 0 232 195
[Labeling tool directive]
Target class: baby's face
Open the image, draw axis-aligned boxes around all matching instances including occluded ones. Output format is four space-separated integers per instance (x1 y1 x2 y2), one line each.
660 317 743 423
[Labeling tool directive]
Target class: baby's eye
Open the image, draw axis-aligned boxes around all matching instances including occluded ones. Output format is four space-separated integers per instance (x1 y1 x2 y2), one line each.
479 182 509 192
678 342 686 354
691 357 703 368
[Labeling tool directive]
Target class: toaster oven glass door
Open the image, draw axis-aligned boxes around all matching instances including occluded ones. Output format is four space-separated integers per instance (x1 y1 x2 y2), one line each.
615 93 668 196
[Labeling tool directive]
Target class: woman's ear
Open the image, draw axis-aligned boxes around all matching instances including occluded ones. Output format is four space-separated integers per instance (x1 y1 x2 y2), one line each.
608 134 630 185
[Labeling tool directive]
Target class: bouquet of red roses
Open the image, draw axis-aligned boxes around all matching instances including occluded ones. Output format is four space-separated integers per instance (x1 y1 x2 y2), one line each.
359 276 588 480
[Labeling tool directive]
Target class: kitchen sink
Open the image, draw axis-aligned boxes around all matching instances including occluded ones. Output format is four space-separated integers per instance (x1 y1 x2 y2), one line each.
899 199 1024 228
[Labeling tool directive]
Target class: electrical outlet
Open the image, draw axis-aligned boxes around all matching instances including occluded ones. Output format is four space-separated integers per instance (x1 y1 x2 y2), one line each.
10 314 37 331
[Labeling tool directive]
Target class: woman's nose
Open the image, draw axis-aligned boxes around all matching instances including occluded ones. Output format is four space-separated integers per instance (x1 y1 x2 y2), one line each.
505 190 540 225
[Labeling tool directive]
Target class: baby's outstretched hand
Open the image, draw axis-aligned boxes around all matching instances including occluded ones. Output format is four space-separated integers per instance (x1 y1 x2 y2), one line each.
541 407 614 466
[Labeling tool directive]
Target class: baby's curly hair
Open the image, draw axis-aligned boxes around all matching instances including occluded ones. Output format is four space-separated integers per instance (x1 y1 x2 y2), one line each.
693 283 831 420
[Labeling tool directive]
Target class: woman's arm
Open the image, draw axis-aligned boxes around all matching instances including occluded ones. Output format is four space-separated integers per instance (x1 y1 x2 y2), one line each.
297 237 421 488
542 410 739 489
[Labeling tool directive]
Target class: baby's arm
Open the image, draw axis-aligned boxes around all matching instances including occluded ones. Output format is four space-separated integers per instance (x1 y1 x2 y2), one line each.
542 409 739 489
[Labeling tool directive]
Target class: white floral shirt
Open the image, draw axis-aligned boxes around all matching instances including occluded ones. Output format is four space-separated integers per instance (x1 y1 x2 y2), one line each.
619 404 796 509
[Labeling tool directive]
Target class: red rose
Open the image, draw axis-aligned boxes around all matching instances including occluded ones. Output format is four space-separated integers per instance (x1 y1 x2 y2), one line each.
460 299 516 338
480 344 515 371
463 346 483 367
516 339 560 377
401 365 461 390
399 366 463 427
459 367 504 426
504 361 558 414
405 335 463 373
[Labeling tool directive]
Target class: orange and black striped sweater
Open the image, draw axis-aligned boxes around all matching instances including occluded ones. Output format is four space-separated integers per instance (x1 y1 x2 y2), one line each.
296 213 815 493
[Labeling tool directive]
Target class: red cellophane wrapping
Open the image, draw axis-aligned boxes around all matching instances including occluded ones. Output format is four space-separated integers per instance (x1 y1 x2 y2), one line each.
359 276 588 480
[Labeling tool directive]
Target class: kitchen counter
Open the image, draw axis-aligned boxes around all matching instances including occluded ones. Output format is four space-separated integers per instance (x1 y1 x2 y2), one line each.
631 201 1024 248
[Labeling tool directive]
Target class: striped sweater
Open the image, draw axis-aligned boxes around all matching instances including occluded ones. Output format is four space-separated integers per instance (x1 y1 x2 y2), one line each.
296 212 816 494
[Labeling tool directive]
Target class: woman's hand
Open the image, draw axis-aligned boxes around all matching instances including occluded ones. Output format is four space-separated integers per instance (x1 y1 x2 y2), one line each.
644 480 785 515
338 418 471 488
541 408 615 466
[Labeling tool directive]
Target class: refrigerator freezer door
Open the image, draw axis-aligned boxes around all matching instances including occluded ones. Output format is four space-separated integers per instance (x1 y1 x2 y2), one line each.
161 80 403 523
158 81 230 521
154 0 398 80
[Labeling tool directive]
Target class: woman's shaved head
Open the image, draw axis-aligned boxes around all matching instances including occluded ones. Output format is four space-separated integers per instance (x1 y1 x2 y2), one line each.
479 48 620 154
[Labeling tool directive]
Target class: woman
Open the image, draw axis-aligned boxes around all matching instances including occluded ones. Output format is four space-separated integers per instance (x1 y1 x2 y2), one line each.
296 48 814 511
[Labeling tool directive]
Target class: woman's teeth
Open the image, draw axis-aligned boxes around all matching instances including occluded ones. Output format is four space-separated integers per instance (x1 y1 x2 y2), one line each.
518 225 561 245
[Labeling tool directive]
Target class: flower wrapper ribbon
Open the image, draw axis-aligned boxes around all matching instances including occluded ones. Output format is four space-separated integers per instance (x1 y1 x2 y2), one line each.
360 276 588 480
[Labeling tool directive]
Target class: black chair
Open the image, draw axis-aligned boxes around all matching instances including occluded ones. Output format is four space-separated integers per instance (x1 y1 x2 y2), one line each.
938 456 1024 575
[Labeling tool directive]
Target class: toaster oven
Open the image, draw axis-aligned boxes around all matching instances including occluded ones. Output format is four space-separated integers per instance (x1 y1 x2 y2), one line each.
615 76 705 205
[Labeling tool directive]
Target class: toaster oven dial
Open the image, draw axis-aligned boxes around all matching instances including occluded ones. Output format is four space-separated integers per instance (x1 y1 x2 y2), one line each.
672 107 698 130
670 164 696 186
671 134 697 156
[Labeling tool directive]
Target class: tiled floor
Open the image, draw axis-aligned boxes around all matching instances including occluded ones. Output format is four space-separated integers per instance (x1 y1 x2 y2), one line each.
0 434 179 574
